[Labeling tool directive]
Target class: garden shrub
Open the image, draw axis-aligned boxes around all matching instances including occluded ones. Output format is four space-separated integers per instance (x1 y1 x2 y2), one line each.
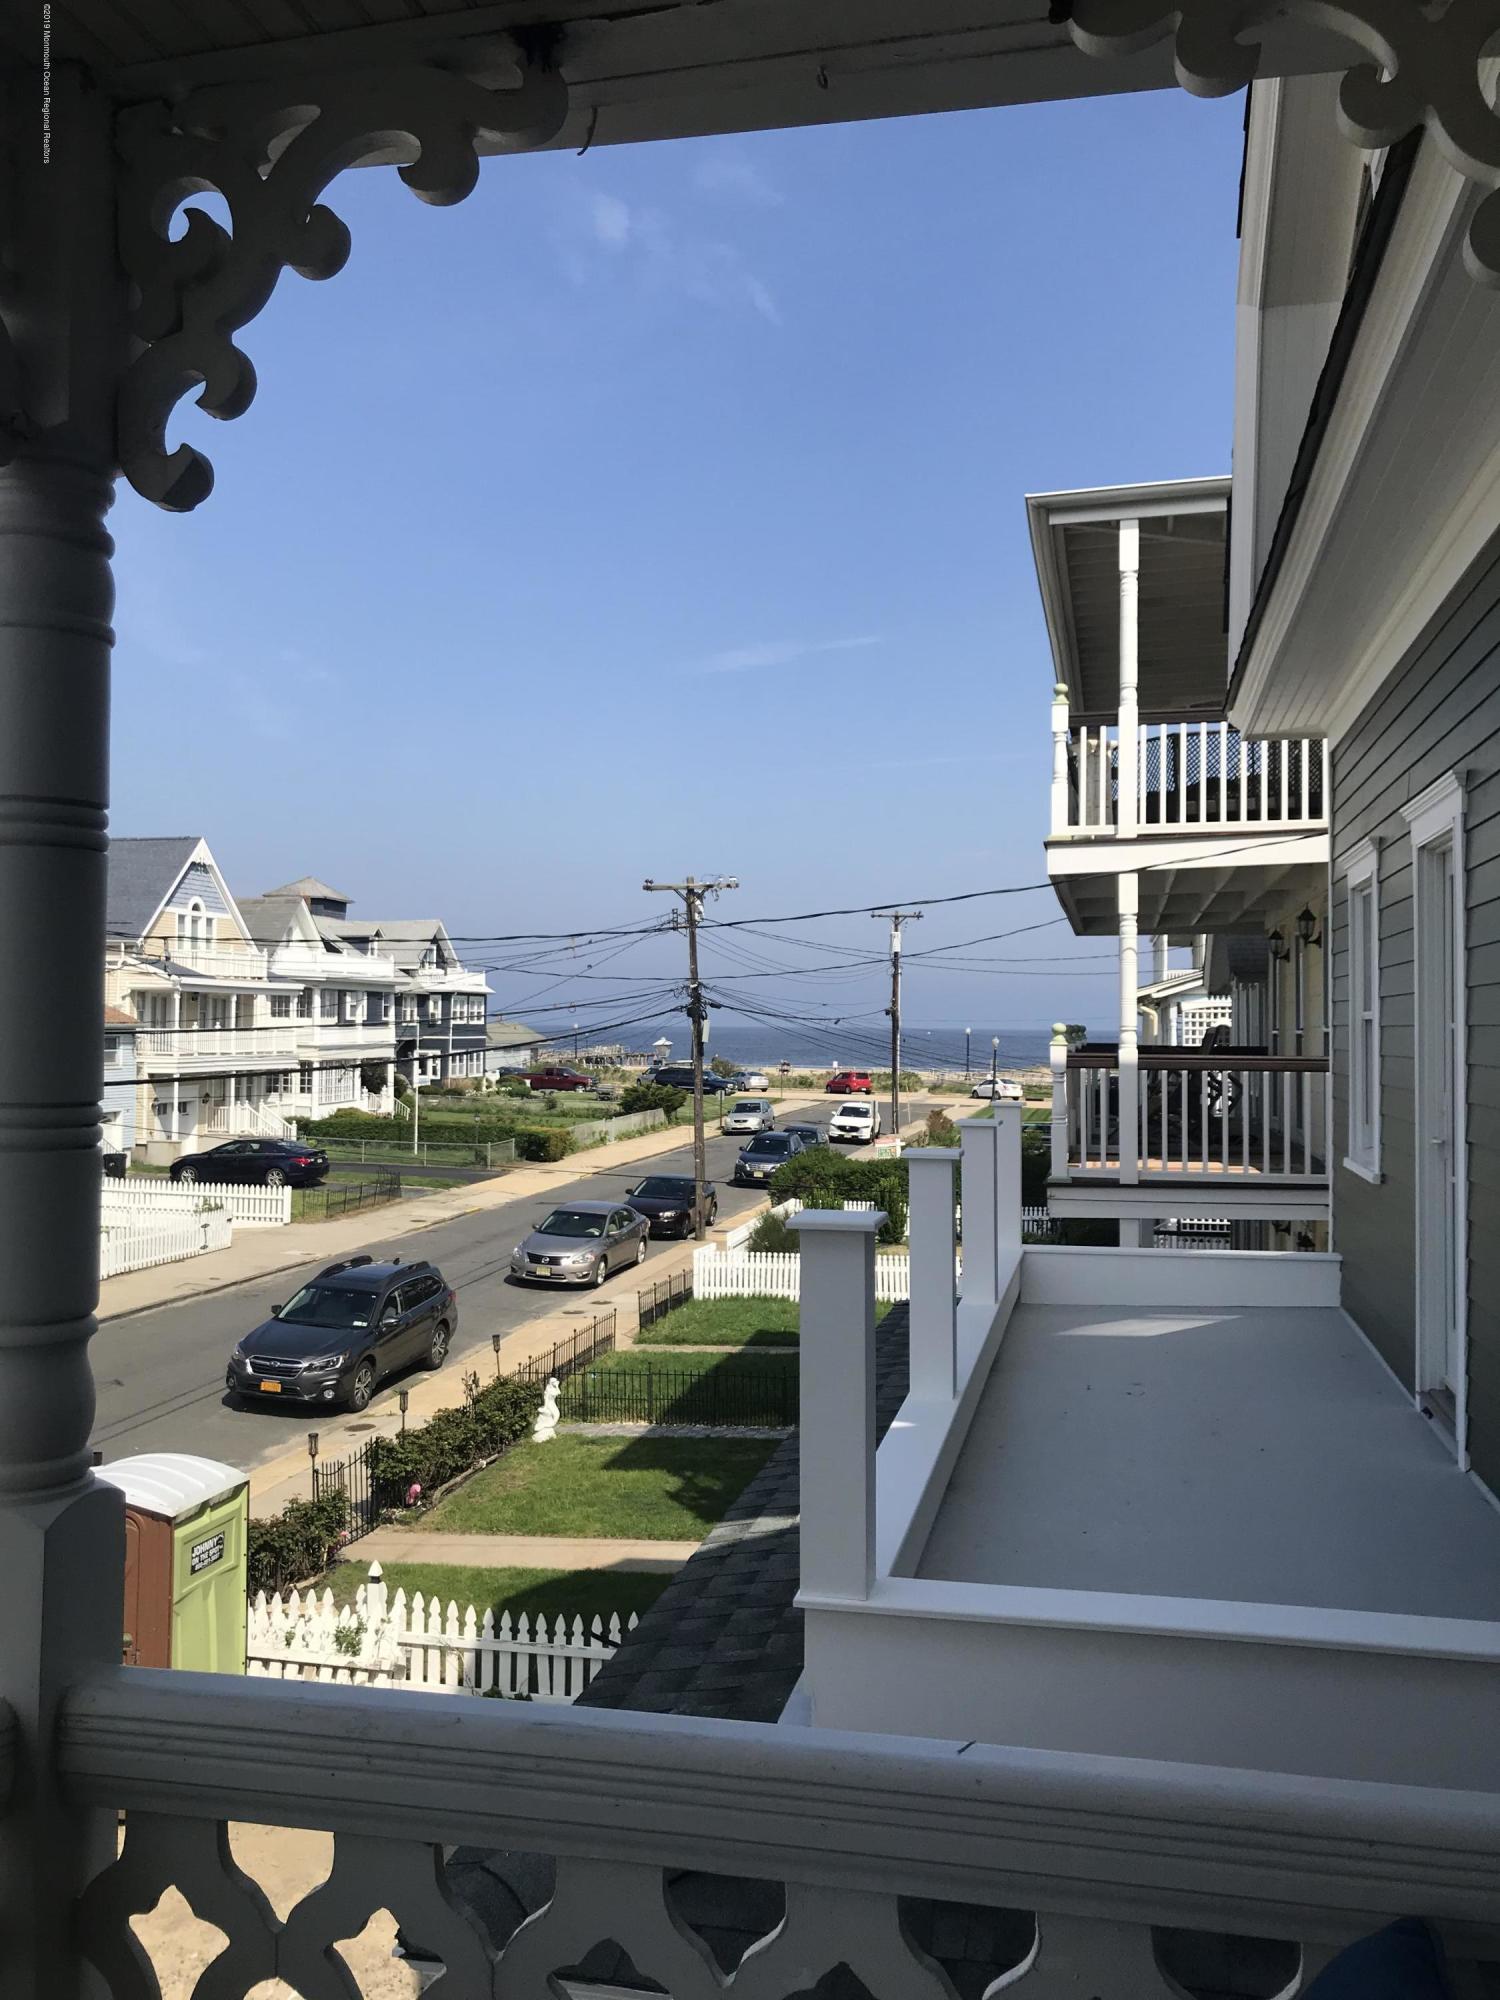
922 1109 962 1148
620 1082 688 1117
748 1209 798 1253
367 1375 542 1503
1021 1130 1050 1208
767 1151 908 1243
513 1127 574 1163
247 1492 349 1596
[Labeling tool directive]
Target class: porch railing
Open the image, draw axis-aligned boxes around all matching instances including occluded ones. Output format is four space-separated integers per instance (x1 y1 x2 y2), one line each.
61 1670 1500 1997
138 1025 298 1063
1056 1045 1330 1184
1052 705 1328 836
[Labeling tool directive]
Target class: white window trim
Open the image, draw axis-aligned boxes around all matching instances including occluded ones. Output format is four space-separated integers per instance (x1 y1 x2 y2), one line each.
1342 837 1382 1184
1400 771 1468 1469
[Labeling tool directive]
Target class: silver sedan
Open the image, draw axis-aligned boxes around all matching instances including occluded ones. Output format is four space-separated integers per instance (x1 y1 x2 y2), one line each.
509 1200 650 1287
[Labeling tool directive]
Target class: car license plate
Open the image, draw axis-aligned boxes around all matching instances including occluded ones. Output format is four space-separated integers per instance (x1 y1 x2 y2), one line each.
259 1380 282 1394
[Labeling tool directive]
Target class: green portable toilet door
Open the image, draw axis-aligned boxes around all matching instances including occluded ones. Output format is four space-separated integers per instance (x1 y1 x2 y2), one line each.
170 1486 248 1674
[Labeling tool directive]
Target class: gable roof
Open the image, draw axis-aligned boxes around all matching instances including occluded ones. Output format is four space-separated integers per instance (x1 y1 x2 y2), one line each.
104 1006 139 1028
236 893 318 946
262 875 351 904
319 917 455 970
487 1020 539 1047
105 837 202 940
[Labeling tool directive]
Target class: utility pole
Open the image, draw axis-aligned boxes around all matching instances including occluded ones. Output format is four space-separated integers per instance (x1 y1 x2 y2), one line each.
644 876 738 1239
873 908 922 1143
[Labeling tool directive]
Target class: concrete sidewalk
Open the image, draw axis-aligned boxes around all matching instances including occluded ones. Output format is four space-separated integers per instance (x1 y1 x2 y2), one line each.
354 1530 699 1570
98 1095 826 1323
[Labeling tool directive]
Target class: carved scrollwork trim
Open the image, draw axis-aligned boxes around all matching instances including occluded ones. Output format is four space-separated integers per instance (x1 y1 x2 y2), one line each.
1067 0 1500 283
115 55 568 511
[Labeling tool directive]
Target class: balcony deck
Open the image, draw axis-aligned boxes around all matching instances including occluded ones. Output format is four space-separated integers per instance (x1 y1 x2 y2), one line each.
916 1301 1500 1621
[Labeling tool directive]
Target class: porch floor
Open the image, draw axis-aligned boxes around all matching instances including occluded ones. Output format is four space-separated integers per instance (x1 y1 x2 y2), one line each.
916 1304 1500 1619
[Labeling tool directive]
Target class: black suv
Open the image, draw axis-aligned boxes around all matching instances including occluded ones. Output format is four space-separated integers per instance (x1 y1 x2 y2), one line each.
227 1256 456 1413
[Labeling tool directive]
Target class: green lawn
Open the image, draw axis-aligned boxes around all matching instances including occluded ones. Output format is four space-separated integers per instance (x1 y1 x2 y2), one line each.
633 1296 801 1348
420 1434 778 1538
582 1347 796 1378
323 1561 672 1627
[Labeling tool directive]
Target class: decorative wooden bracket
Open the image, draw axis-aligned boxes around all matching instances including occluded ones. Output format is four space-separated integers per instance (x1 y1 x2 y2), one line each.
115 53 568 511
1067 0 1500 285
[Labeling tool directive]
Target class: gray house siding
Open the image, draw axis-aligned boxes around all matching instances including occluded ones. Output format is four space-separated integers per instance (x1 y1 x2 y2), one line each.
1330 529 1500 1491
164 860 229 916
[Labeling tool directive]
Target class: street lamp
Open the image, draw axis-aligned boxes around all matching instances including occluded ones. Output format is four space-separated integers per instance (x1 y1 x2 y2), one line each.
491 1330 502 1378
965 1026 971 1077
991 1036 999 1088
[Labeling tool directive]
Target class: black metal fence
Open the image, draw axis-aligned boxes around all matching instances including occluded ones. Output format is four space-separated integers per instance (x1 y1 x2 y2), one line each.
311 1437 381 1541
512 1310 617 1387
300 1171 401 1221
558 1363 797 1429
636 1267 693 1330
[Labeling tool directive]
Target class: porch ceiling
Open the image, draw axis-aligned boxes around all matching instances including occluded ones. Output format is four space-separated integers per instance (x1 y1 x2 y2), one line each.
35 2 1360 144
1048 846 1327 936
1028 478 1231 719
916 1302 1500 1621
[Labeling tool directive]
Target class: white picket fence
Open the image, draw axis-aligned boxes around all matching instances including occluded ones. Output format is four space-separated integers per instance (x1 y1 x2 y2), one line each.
693 1245 913 1303
99 1208 233 1279
719 1195 803 1251
101 1177 292 1227
247 1564 637 1701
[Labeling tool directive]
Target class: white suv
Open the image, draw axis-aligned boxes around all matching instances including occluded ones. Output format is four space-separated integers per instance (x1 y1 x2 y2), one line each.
828 1100 881 1145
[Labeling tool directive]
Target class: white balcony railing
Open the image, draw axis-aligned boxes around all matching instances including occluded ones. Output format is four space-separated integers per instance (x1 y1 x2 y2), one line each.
140 940 269 979
1051 707 1328 837
1054 1044 1330 1184
60 1668 1500 1996
198 1101 298 1141
138 1026 298 1064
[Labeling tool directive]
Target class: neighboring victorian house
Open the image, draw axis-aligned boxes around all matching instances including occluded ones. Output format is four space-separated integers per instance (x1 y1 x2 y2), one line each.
104 837 299 1162
236 878 400 1118
317 907 490 1088
99 1007 139 1162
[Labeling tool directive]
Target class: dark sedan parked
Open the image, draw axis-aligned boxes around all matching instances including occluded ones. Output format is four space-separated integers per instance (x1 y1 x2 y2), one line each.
732 1130 806 1188
624 1174 718 1237
170 1138 329 1187
227 1255 456 1412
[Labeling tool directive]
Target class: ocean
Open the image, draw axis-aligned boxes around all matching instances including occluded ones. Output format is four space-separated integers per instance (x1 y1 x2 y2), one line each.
571 1016 1104 1074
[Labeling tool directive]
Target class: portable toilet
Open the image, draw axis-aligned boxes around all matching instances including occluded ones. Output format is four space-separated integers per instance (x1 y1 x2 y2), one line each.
97 1454 249 1673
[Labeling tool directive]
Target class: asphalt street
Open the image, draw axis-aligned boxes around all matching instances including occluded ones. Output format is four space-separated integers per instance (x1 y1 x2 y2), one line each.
90 1101 924 1472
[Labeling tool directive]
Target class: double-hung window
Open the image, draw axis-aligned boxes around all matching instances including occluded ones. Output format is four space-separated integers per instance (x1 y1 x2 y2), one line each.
1344 839 1381 1180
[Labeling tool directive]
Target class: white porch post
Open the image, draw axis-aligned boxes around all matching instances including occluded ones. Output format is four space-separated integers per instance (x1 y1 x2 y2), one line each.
1050 1024 1070 1183
1118 871 1141 1217
958 1115 999 1311
792 1208 883 1600
1050 683 1071 835
994 1102 1021 1266
1117 518 1140 838
906 1150 958 1402
0 68 127 1999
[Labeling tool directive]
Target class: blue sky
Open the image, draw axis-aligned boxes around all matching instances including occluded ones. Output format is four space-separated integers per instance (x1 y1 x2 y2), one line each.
110 85 1244 1037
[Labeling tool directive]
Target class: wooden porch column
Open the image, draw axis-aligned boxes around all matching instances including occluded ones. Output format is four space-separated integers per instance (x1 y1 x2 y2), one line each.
0 67 128 2000
906 1149 958 1402
793 1208 884 1600
1117 518 1140 838
1118 872 1141 1202
1050 1024 1071 1185
1050 682 1071 835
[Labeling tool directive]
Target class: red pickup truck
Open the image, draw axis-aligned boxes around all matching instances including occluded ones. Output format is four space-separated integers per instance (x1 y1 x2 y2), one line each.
525 1066 595 1093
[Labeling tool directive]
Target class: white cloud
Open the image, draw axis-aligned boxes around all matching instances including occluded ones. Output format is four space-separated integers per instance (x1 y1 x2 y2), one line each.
696 635 881 675
694 151 784 208
567 189 781 326
591 193 632 248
